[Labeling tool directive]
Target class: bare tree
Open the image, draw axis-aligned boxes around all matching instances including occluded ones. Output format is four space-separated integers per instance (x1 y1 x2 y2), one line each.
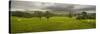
44 11 53 22
33 11 43 20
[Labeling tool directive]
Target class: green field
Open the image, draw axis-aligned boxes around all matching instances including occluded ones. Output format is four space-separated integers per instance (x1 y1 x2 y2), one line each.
11 16 96 33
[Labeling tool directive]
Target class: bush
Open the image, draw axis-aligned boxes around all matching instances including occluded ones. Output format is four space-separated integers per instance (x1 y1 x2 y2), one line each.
76 12 96 19
76 11 88 19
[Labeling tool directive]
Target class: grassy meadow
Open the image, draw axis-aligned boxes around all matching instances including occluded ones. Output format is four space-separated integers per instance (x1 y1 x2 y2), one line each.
11 16 96 33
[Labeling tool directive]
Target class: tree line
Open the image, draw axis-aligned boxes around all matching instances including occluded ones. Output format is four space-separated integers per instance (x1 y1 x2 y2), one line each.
10 11 96 19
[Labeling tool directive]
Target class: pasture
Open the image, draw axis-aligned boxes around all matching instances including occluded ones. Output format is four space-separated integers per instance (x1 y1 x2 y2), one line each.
11 16 96 33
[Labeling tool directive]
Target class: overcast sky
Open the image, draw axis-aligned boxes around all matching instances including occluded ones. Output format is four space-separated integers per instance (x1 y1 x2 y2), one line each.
10 1 96 12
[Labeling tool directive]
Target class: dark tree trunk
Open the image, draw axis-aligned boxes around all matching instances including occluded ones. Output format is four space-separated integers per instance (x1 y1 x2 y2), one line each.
46 17 49 23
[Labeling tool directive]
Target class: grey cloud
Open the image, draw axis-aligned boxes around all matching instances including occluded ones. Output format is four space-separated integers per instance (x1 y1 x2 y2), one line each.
73 5 96 11
11 1 96 12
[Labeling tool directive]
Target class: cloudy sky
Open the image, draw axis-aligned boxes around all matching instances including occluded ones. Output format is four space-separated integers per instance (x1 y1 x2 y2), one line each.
10 1 96 12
